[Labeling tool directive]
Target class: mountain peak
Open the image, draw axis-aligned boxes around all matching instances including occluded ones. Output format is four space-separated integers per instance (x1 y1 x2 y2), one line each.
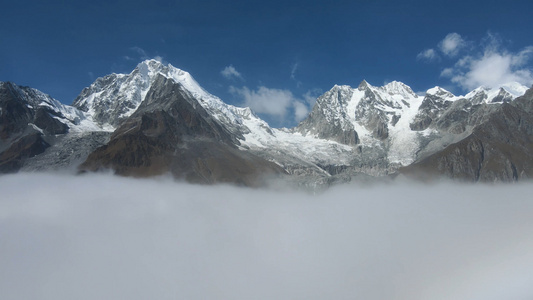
426 86 454 97
499 82 528 98
358 80 370 90
134 59 214 102
382 81 416 97
136 59 191 82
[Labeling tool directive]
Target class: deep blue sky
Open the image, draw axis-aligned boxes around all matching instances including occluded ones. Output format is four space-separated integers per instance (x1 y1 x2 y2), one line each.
2 0 533 126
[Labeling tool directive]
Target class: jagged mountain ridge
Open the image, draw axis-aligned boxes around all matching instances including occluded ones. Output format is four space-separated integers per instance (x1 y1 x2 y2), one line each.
289 78 529 183
1 59 531 186
401 87 533 181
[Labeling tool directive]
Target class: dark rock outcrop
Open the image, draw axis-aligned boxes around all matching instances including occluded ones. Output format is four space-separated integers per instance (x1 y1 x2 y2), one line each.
0 82 35 140
0 133 50 173
33 107 69 135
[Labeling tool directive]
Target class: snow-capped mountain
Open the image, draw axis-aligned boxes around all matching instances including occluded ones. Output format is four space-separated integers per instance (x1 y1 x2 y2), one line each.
296 80 425 165
72 60 267 138
291 79 530 175
1 59 532 186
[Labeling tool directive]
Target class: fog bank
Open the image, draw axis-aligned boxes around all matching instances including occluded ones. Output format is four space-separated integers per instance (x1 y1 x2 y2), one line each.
1 173 533 300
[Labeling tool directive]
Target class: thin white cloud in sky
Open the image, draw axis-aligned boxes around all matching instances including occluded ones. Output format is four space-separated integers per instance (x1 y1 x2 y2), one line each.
442 44 533 90
293 100 309 122
303 88 322 107
125 47 166 65
1 173 533 300
419 32 533 91
221 65 243 80
230 85 309 121
130 46 149 60
230 86 293 117
290 63 298 80
417 48 439 62
290 62 303 88
439 32 467 57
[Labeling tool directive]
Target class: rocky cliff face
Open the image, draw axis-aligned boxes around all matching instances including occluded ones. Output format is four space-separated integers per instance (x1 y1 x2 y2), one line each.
0 82 81 172
296 85 359 145
0 82 70 140
400 87 533 182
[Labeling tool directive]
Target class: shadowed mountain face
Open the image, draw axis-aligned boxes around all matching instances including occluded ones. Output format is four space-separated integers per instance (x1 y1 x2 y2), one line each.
0 133 50 173
79 75 285 186
0 82 70 172
400 88 533 182
0 82 68 141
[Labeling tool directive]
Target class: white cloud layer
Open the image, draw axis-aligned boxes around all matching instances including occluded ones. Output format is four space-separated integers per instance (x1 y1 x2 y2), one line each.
230 86 309 122
2 173 533 300
439 32 466 57
221 65 243 80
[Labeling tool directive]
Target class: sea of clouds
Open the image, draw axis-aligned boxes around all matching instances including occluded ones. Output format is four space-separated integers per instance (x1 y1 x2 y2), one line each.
1 173 533 300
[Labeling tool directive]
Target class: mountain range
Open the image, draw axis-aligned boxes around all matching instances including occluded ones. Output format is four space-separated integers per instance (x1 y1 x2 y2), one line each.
1 59 532 187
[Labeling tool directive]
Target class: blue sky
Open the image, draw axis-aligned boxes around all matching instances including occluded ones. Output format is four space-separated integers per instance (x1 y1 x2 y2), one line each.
1 0 533 127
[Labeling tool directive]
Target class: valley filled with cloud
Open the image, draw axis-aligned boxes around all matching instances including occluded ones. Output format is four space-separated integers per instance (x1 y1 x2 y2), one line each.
1 173 533 300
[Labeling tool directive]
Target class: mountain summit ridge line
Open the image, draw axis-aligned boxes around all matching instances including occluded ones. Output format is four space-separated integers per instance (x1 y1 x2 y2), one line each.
1 59 532 187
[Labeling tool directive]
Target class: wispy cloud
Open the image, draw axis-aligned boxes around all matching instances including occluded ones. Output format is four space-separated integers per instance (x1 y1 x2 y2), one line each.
417 33 466 62
221 65 244 80
420 32 533 90
441 42 533 90
303 88 322 107
125 47 165 63
417 48 439 62
289 62 303 88
439 33 467 57
130 46 149 60
230 86 294 117
2 173 533 300
230 86 310 122
290 63 298 80
293 101 309 121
